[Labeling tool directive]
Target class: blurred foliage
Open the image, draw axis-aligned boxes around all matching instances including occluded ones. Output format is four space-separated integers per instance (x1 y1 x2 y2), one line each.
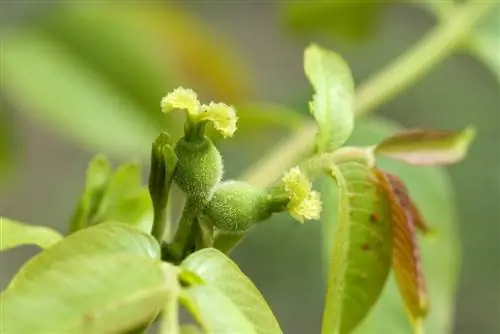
1 1 290 161
280 1 385 41
411 0 500 81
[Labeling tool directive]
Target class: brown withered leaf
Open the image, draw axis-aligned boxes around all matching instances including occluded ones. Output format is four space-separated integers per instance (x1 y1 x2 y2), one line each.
378 169 429 327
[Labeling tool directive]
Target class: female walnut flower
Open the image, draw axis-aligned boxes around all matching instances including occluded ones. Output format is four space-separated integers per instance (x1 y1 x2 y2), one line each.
161 87 238 138
281 167 322 222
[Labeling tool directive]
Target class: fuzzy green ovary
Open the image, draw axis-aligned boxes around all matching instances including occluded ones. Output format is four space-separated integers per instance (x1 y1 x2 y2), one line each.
204 181 288 233
173 137 223 204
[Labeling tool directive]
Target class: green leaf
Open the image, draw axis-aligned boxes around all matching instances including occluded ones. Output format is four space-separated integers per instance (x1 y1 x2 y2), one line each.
181 248 282 334
304 44 355 152
69 155 112 233
91 162 152 229
181 284 257 334
0 217 63 251
70 159 154 234
1 253 177 334
374 127 475 165
180 324 203 334
322 156 394 334
9 222 160 288
323 117 461 333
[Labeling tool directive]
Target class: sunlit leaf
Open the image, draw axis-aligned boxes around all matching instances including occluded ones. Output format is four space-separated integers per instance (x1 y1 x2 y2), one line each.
322 156 393 334
181 248 282 334
323 117 461 334
381 170 429 329
181 284 257 334
9 222 160 288
304 44 355 152
374 127 475 165
0 217 63 251
1 253 176 334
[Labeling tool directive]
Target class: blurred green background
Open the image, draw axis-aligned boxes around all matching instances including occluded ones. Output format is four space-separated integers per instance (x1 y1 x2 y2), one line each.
1 1 498 333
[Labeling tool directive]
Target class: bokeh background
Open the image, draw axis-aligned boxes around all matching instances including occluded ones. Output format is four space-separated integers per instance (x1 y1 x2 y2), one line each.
1 1 498 333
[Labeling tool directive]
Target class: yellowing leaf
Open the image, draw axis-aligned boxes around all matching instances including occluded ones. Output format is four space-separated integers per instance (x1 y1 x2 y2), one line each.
322 158 393 334
304 44 355 152
381 170 429 329
1 217 63 251
374 127 475 165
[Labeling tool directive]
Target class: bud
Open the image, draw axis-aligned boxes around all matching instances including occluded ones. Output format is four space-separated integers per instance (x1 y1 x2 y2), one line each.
173 136 223 204
203 181 289 233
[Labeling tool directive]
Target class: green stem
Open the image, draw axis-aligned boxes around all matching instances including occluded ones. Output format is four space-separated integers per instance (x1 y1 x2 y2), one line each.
243 0 492 188
169 198 198 260
355 0 492 116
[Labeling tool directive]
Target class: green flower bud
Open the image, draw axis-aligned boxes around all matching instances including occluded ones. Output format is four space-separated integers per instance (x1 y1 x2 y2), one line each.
203 181 289 233
173 136 223 204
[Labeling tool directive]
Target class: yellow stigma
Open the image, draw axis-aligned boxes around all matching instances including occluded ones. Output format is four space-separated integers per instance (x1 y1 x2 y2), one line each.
281 167 322 222
161 87 201 116
201 102 238 138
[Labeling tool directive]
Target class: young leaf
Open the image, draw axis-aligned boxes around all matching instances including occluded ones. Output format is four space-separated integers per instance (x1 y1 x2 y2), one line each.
381 170 429 329
9 222 160 288
181 285 257 334
1 217 63 251
336 117 461 334
322 158 393 334
71 161 154 234
69 155 112 233
374 127 475 166
1 253 176 334
181 248 282 334
304 44 355 152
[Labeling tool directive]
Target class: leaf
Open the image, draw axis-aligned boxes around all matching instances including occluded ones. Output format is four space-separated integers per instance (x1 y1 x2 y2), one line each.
70 158 154 234
322 156 394 334
374 127 475 165
91 162 152 228
181 248 282 334
382 170 429 328
0 217 63 251
9 222 160 288
181 285 257 334
323 117 460 333
69 155 112 233
304 44 355 152
1 253 177 334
